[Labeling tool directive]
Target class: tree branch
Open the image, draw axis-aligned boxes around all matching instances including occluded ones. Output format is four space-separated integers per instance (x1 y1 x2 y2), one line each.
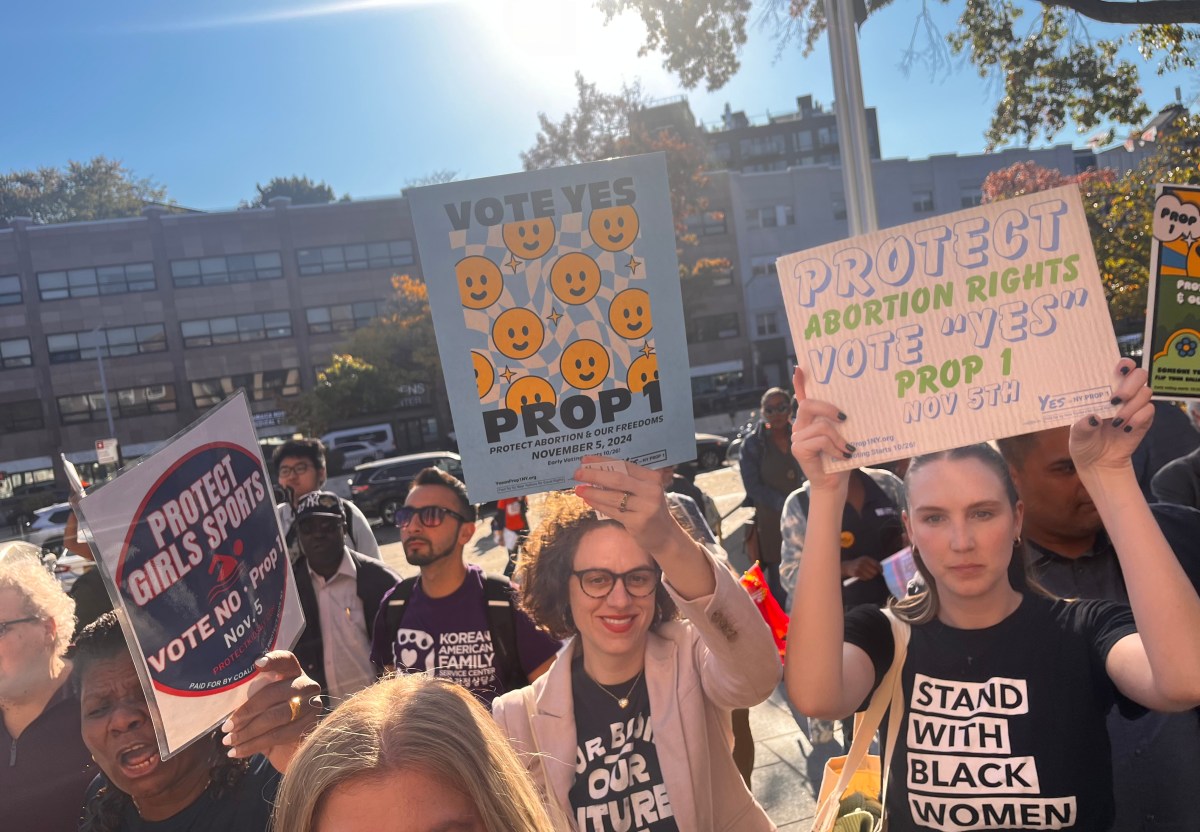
1041 0 1200 25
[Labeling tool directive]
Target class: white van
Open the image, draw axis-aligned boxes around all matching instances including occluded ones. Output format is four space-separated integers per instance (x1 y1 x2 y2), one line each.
320 423 396 457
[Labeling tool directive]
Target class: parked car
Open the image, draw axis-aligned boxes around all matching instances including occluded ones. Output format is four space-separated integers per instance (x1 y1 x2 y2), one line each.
327 441 383 473
23 501 73 552
52 552 94 593
350 452 465 525
694 433 730 471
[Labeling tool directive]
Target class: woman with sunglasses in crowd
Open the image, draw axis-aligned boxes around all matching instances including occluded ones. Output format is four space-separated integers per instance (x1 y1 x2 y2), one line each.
786 361 1200 831
739 387 805 603
493 457 781 831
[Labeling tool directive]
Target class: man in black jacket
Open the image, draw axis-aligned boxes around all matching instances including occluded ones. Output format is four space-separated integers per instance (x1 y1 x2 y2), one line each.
290 491 399 703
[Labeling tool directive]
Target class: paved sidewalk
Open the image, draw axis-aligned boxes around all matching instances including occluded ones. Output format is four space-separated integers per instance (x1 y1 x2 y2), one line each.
374 477 824 829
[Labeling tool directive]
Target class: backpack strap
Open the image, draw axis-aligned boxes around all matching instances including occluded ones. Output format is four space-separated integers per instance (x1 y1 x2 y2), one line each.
481 573 529 691
382 576 420 664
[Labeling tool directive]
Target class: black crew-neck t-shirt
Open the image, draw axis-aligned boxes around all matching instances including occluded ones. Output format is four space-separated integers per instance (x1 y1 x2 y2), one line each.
569 656 680 832
80 755 279 832
844 594 1139 832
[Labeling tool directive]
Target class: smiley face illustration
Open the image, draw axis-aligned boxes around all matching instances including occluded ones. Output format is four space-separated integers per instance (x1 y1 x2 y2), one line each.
492 308 545 360
549 252 602 306
502 218 556 260
589 205 639 252
505 376 557 413
627 354 659 394
560 339 610 391
456 256 504 310
608 288 653 339
471 351 495 399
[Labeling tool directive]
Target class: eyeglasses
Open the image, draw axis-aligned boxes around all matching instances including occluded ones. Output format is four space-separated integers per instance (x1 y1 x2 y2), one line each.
278 462 313 478
395 505 469 529
762 405 790 416
0 617 40 639
571 568 661 599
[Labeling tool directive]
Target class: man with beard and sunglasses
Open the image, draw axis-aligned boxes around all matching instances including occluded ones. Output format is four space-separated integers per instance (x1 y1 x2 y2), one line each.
370 468 559 704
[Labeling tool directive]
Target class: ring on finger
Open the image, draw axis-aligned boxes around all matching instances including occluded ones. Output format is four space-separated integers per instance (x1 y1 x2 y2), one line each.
288 695 302 722
618 491 631 513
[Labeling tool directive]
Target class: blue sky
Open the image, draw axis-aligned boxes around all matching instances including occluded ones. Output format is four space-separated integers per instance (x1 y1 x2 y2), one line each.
5 0 1194 210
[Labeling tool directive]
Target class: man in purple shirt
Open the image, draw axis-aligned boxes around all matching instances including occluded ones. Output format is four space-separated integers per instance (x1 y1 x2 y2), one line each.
370 468 559 704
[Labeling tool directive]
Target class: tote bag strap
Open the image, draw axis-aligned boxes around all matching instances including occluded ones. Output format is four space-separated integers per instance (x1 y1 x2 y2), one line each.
811 608 911 831
878 608 911 820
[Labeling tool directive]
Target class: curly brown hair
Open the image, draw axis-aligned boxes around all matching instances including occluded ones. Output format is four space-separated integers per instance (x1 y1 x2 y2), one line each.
517 492 679 640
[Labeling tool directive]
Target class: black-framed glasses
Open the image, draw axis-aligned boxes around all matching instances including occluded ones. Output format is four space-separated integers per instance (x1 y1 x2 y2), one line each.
278 462 313 478
395 505 469 529
0 617 40 639
571 568 661 599
762 405 790 416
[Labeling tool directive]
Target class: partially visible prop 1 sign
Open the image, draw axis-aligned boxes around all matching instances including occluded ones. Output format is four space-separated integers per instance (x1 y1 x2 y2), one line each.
1143 183 1200 399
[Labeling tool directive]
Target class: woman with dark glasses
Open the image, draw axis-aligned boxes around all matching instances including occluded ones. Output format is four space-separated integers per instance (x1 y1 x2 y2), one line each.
493 457 781 831
739 387 805 604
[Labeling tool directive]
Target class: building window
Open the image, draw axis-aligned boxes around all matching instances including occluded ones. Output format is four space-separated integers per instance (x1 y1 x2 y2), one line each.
0 399 43 432
296 240 414 277
180 312 292 348
831 194 847 221
190 368 302 409
738 134 786 159
0 275 21 305
713 142 732 162
792 130 814 152
960 187 983 208
745 206 793 229
45 325 167 364
912 189 935 213
684 211 727 237
0 338 32 369
57 384 177 424
755 312 779 337
685 313 741 343
37 263 155 301
306 300 388 335
170 252 283 288
750 256 779 279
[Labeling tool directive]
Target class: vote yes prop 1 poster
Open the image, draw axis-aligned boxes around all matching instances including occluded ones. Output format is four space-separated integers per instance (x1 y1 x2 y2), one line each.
776 185 1120 472
75 392 304 757
1143 184 1200 399
410 153 694 501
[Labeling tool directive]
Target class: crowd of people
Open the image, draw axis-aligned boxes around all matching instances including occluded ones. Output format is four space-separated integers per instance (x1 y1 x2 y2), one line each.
2 357 1200 831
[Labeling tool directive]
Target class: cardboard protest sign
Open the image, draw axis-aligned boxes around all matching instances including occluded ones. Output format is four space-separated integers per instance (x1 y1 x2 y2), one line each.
74 392 304 757
777 185 1119 471
410 153 694 501
1143 184 1200 399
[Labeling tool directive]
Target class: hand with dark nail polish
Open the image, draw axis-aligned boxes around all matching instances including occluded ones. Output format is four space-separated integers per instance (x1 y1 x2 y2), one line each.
1112 417 1124 428
1110 397 1122 406
837 412 847 421
1088 416 1099 427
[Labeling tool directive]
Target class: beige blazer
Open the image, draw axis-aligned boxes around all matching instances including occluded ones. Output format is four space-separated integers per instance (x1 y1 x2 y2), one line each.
493 553 781 831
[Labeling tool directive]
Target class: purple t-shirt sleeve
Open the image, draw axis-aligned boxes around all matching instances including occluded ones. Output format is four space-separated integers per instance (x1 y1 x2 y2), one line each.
513 599 562 673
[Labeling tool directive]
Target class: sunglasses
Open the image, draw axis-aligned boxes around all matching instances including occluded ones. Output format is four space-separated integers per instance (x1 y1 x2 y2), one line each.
395 505 469 529
571 567 661 599
762 405 791 416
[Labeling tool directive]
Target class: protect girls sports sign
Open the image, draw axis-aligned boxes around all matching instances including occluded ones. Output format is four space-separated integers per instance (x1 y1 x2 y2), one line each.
74 392 305 757
410 153 695 501
776 185 1120 472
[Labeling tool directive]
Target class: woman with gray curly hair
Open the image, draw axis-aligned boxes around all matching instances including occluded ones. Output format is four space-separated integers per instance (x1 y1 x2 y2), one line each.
0 540 95 831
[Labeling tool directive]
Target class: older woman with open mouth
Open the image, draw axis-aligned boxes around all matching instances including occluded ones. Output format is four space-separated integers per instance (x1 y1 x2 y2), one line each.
493 457 782 831
74 611 319 832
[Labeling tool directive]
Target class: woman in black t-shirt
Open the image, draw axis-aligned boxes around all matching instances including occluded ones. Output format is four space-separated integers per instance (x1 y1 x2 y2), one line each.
74 612 320 832
785 359 1200 832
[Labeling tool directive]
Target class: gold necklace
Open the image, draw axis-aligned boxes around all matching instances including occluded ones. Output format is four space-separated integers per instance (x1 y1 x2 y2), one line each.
591 669 644 709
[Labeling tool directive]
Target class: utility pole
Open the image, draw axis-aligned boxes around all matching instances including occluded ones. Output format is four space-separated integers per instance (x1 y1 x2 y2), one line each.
90 327 116 439
824 0 878 235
